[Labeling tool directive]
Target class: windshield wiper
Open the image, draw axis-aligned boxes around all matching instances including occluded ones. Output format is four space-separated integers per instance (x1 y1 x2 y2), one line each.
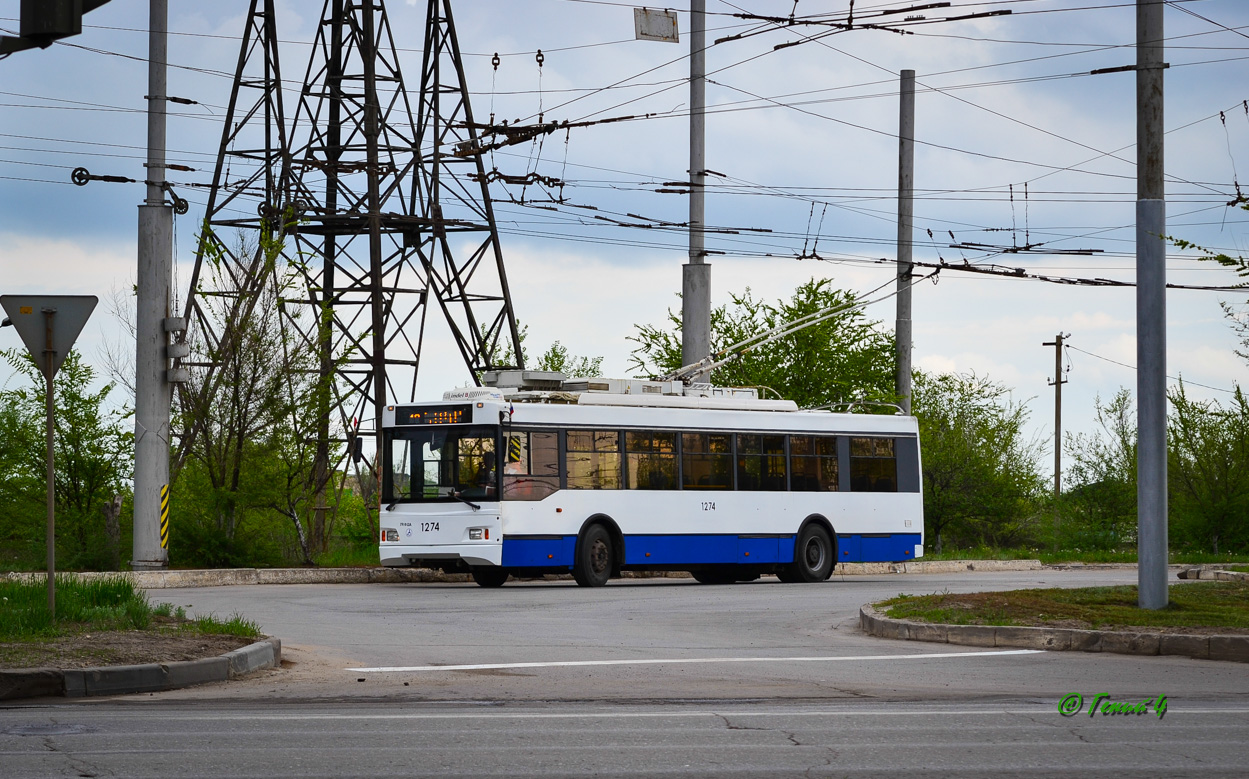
450 491 481 511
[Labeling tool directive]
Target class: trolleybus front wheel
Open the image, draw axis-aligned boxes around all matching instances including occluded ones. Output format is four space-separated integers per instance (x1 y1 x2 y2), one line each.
471 567 509 587
573 524 614 587
784 524 834 582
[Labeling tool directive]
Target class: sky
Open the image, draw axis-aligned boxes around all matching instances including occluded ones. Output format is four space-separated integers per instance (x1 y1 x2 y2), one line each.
2 0 1249 465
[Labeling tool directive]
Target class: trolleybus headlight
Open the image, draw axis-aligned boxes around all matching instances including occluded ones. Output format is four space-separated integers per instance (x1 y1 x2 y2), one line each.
382 528 399 542
469 528 483 540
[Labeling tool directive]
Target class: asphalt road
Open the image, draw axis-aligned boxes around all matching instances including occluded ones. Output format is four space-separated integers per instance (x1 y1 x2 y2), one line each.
3 569 1248 777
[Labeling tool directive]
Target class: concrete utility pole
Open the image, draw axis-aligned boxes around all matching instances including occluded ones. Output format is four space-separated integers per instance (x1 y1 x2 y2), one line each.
1136 0 1167 609
681 0 711 384
1044 333 1067 549
895 69 915 414
134 0 175 569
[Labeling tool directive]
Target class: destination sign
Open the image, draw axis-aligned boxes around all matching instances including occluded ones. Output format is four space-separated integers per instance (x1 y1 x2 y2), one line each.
394 404 472 426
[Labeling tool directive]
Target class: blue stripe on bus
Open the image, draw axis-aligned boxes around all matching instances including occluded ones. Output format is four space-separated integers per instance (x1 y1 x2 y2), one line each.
500 532 922 567
501 535 577 567
841 533 922 562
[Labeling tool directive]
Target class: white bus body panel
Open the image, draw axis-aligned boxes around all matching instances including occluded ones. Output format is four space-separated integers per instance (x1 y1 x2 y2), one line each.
379 398 923 570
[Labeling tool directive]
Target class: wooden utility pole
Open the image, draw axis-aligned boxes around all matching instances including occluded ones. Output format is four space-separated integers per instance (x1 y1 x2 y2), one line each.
1043 333 1067 549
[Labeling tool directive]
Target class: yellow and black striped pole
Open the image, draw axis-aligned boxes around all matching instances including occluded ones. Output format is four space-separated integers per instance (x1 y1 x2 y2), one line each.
159 484 170 550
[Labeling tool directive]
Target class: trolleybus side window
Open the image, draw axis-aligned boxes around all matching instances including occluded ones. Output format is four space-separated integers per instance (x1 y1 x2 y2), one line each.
736 433 786 491
502 430 560 501
625 430 678 490
790 435 839 491
681 432 732 490
849 437 897 492
565 430 623 490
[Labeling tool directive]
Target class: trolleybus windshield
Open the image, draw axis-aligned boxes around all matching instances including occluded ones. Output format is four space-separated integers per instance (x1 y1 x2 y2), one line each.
387 425 498 502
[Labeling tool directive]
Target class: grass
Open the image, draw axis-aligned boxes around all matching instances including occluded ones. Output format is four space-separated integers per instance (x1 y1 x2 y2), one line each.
921 547 1249 566
313 544 379 568
192 613 262 638
878 581 1249 631
0 575 261 642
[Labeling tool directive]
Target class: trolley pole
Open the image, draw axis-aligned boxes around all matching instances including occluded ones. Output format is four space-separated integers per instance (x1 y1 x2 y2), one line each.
134 0 173 570
1136 0 1168 609
895 69 915 414
681 0 711 384
1043 333 1066 550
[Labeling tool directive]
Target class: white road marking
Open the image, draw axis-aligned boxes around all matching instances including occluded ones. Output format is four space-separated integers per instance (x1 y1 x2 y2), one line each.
347 648 1043 673
31 707 1249 724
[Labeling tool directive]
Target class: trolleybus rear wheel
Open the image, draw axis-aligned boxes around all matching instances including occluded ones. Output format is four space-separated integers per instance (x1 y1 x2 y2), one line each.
573 524 613 587
471 567 509 587
785 524 834 582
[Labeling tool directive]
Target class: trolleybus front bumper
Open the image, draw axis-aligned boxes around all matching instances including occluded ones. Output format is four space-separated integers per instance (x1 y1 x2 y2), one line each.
381 543 502 568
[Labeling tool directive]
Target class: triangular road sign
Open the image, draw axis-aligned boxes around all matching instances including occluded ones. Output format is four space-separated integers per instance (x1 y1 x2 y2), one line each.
1 295 99 379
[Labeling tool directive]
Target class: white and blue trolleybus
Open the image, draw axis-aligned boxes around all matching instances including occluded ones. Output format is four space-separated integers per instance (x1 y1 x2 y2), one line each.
379 372 922 586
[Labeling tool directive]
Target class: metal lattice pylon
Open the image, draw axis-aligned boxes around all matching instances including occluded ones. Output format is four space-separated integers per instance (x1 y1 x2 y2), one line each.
179 0 524 550
175 0 291 471
283 0 524 441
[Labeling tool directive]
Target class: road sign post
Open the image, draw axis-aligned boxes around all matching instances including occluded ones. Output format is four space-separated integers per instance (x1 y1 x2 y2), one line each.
0 295 98 620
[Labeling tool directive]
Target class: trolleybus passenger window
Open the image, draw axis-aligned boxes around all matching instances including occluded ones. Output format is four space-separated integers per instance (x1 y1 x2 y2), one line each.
736 434 786 491
565 430 622 490
790 435 839 491
502 430 560 501
625 430 678 490
681 433 732 490
849 437 897 492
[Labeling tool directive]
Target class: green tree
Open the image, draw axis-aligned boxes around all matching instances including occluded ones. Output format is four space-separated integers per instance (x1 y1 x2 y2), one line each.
533 340 603 377
629 278 896 408
0 385 42 568
1168 382 1249 554
482 322 604 378
1060 390 1138 550
912 371 1044 552
0 349 133 570
172 224 328 567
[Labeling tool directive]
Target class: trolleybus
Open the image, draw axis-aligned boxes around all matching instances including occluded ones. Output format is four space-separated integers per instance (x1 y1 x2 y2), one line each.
379 372 922 586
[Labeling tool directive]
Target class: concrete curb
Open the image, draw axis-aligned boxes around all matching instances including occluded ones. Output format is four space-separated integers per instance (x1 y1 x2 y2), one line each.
1178 567 1249 582
3 559 1048 589
859 604 1249 663
4 567 472 589
837 559 1043 575
0 638 281 702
